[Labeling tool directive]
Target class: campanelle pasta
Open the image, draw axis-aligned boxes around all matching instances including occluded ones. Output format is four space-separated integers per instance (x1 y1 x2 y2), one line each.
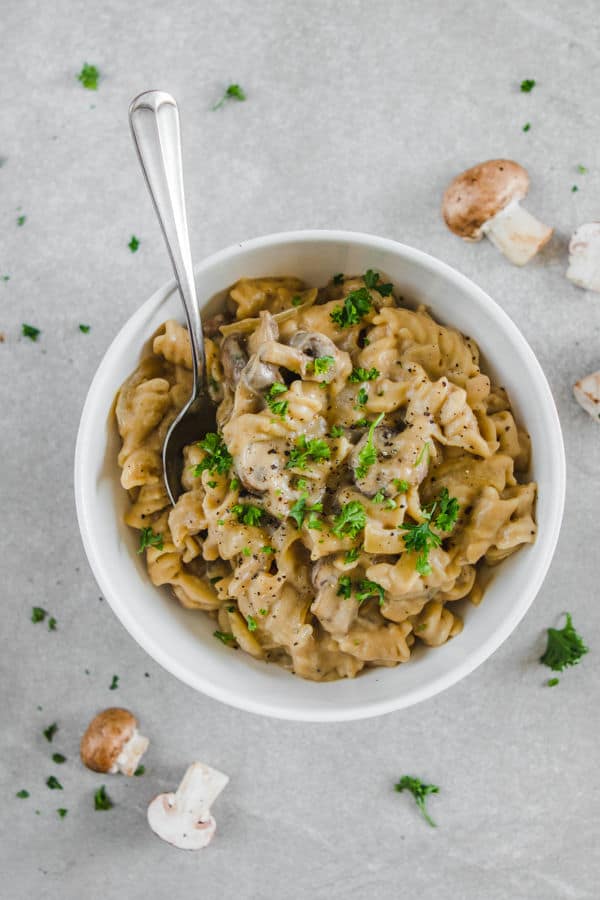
115 273 537 681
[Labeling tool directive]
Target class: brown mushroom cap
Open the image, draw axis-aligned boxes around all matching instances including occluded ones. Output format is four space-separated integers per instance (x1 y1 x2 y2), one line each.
80 708 137 773
442 160 530 239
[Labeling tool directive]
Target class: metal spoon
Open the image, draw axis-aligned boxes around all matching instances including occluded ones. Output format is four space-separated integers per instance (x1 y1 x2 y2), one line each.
129 91 216 505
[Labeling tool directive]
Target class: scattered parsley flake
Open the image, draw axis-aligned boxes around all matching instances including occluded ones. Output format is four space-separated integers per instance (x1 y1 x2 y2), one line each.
330 425 345 438
289 493 323 529
17 214 26 226
247 615 257 632
520 78 536 92
332 273 344 285
48 617 57 631
52 753 66 764
242 547 252 557
134 765 145 776
414 441 431 468
232 503 264 526
259 608 267 616
31 607 47 623
522 122 531 132
194 432 233 476
46 776 63 790
128 235 140 253
109 675 119 690
43 723 58 742
313 355 335 375
214 630 236 645
265 382 288 418
402 488 459 575
286 435 331 469
337 575 352 599
356 578 385 605
540 613 588 672
363 269 393 296
212 83 246 110
349 367 379 383
207 480 217 488
577 164 588 174
332 501 366 539
395 775 439 827
330 287 372 328
230 477 240 490
57 808 68 818
261 545 275 554
94 785 113 810
138 527 163 553
547 678 559 687
2 275 9 282
571 185 578 193
79 324 91 333
78 63 99 90
355 387 369 408
434 488 460 532
16 790 29 799
344 547 360 564
22 323 40 341
291 294 303 307
394 479 409 493
356 412 384 478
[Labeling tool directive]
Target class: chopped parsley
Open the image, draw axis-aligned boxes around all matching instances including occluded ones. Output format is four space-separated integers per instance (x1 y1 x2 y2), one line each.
312 356 335 375
17 214 26 227
57 808 68 818
246 615 257 632
394 479 409 493
344 547 360 564
330 287 372 328
242 547 252 557
212 83 246 110
547 678 560 687
43 723 58 742
571 185 578 193
434 488 460 532
22 323 40 341
348 367 379 382
401 488 459 575
52 753 66 764
355 386 368 408
540 613 588 672
16 790 29 799
31 607 47 623
522 122 531 132
138 527 163 553
194 432 233 476
286 435 331 469
289 493 323 529
232 503 264 526
332 501 366 539
332 273 344 285
337 575 352 598
134 765 145 776
79 324 91 333
330 425 345 438
128 235 140 253
94 785 113 810
414 441 431 468
265 382 288 418
577 164 588 174
214 630 236 645
46 776 63 790
355 412 384 478
261 545 275 554
109 675 119 690
290 294 303 307
259 608 267 616
230 477 240 490
48 617 57 631
77 63 100 90
363 269 393 296
207 480 217 488
356 579 385 605
394 775 439 827
520 78 536 92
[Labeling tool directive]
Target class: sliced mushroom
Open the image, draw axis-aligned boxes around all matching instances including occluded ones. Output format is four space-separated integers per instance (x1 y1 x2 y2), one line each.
80 708 149 776
443 159 553 265
235 440 286 492
241 353 280 392
573 371 600 420
566 223 600 292
147 761 228 850
220 334 248 389
350 424 401 495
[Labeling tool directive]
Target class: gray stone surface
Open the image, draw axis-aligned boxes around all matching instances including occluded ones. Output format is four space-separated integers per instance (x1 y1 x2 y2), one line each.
1 0 599 897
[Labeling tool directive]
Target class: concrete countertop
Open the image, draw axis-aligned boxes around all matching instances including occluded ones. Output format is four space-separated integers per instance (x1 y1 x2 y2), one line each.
2 1 598 897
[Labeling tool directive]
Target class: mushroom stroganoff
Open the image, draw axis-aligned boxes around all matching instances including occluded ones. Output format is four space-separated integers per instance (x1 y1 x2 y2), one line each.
115 272 537 681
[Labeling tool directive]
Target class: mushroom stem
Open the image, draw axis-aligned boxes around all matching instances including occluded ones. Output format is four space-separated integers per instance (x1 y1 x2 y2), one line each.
566 223 600 292
173 762 229 822
113 729 149 776
147 762 229 850
482 198 553 266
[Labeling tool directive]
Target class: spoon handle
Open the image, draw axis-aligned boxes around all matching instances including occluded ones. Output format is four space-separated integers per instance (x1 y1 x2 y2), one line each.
129 91 205 393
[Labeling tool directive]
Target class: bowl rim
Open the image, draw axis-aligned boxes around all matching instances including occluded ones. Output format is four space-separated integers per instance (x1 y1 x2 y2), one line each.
74 228 566 721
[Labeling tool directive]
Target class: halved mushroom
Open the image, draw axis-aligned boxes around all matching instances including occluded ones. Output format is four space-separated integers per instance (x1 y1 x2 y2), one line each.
443 159 553 265
573 371 600 420
147 761 228 850
241 354 280 392
289 331 341 381
566 223 600 292
80 708 149 776
220 334 248 389
235 440 286 492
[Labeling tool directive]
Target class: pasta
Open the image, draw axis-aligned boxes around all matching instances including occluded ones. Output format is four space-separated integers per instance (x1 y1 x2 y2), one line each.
115 272 537 681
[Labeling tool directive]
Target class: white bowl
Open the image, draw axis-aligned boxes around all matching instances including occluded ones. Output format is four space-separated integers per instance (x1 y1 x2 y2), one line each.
75 230 565 722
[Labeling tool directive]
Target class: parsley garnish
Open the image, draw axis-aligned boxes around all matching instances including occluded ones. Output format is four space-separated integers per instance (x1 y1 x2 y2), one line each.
547 678 559 687
138 527 163 553
355 386 368 408
394 479 409 493
193 432 233 476
48 617 57 631
259 608 267 616
265 382 288 418
230 477 240 490
313 356 335 375
46 776 63 790
134 765 145 776
52 753 66 764
128 235 140 253
540 613 588 672
22 323 40 341
261 545 275 554
577 164 588 174
394 775 439 827
349 367 379 382
286 435 331 469
17 214 26 227
522 122 531 132
212 83 246 110
330 425 345 438
330 287 372 328
364 269 393 296
57 808 68 818
434 488 460 531
414 441 431 468
332 501 366 538
356 412 384 478
520 78 536 92
16 789 29 799
247 615 257 632
94 785 113 810
43 723 58 742
401 488 459 575
344 547 360 564
79 324 91 333
337 575 352 598
242 547 252 557
332 273 344 285
77 63 100 90
109 675 119 690
232 503 264 526
289 493 323 529
214 630 236 645
31 607 47 623
356 579 385 605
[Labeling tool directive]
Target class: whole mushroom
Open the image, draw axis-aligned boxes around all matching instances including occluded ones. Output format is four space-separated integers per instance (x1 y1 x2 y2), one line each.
147 761 229 850
80 708 149 776
566 223 600 292
442 159 553 266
